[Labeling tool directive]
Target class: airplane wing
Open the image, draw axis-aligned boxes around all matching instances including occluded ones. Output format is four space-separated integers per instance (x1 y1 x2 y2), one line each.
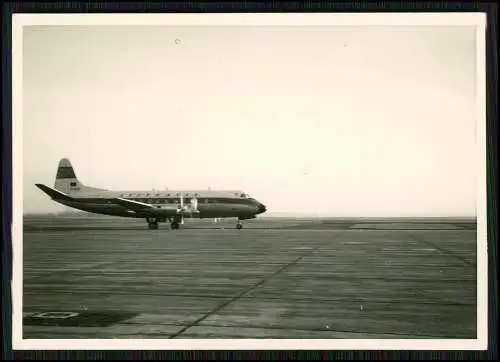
110 198 181 216
110 198 155 211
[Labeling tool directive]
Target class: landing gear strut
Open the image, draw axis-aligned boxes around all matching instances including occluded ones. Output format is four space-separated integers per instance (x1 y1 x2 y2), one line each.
148 221 159 230
170 215 182 230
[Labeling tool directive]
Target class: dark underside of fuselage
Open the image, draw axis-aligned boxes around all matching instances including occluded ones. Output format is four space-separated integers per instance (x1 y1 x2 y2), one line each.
57 196 259 220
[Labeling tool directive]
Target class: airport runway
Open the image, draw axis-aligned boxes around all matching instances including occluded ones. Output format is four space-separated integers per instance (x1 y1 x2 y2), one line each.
22 215 477 339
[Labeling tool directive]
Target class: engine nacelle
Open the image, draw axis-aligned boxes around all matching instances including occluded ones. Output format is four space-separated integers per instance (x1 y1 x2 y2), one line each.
190 198 198 212
176 197 199 214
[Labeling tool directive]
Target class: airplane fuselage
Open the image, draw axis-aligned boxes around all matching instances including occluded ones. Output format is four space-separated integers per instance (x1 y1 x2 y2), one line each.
36 158 267 230
55 190 264 220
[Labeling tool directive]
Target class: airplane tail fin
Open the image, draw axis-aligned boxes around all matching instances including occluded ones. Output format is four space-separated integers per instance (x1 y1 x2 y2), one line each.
53 158 84 194
45 158 108 196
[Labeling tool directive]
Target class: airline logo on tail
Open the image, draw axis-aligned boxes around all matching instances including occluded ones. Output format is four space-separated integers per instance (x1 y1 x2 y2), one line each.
69 181 80 191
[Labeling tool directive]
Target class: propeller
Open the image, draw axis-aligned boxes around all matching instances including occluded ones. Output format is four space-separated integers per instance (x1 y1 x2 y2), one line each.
178 193 185 224
190 197 198 213
177 193 199 215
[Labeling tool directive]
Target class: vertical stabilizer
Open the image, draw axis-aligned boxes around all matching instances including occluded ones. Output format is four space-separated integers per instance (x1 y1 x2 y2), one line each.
53 158 85 194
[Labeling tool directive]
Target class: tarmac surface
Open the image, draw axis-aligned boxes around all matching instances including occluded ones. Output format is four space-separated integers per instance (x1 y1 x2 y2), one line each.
22 215 477 339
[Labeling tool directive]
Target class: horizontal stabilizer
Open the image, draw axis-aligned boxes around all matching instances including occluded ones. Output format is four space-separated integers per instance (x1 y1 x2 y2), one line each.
35 184 74 202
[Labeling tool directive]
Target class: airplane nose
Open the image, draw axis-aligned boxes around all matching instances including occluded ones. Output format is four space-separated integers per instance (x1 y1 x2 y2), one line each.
257 202 267 214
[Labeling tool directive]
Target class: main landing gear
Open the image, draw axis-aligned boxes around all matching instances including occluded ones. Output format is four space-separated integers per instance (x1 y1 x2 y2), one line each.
147 221 159 230
146 217 247 230
146 217 164 230
169 215 182 230
146 217 181 230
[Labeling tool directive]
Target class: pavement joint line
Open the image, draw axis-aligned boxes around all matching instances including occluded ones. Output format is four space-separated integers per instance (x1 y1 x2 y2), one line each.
405 232 475 268
30 261 119 280
22 292 476 307
173 323 470 339
169 248 318 339
25 322 465 339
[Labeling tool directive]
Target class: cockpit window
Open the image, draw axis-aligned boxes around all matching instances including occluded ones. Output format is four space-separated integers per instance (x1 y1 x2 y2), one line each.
240 193 252 199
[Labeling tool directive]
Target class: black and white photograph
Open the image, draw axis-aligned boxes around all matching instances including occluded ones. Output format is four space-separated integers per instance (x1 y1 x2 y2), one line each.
12 12 487 350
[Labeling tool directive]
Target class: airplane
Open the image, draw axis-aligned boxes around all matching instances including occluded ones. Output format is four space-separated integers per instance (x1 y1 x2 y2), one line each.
35 158 267 230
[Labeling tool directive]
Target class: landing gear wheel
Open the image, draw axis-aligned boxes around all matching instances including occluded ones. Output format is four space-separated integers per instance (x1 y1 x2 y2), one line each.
171 221 180 230
236 223 243 229
148 222 159 230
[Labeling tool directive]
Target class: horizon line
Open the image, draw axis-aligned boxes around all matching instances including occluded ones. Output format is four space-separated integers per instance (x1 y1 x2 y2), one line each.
22 211 477 219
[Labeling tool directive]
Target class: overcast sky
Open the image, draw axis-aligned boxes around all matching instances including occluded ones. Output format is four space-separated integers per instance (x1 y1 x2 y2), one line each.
22 24 478 216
